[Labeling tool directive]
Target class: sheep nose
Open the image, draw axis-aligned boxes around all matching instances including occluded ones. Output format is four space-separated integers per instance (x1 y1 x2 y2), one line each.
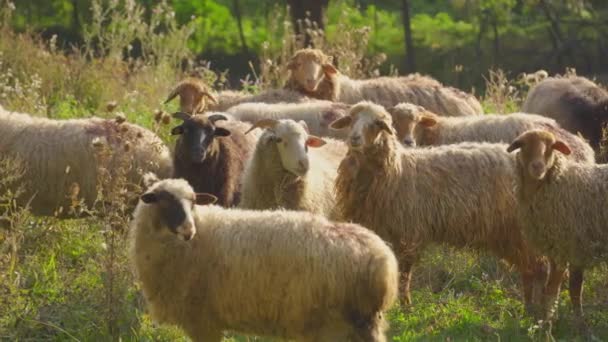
350 135 362 146
403 138 416 147
298 159 309 171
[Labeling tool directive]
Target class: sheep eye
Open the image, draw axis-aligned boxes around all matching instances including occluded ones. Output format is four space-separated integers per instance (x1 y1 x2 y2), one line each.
275 137 283 143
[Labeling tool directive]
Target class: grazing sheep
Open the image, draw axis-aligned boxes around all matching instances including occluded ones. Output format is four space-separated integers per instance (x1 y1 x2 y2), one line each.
164 77 218 114
284 48 483 116
330 101 547 316
0 108 172 216
209 88 311 112
508 129 608 325
130 176 398 342
240 119 347 219
171 112 258 207
227 101 350 139
522 76 608 159
389 103 595 163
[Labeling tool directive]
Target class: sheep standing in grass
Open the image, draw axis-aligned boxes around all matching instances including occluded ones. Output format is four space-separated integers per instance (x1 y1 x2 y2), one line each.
508 129 608 327
0 108 172 216
130 176 398 342
171 112 258 207
240 119 347 219
388 103 595 164
285 48 483 116
227 100 350 139
330 102 547 316
522 76 608 160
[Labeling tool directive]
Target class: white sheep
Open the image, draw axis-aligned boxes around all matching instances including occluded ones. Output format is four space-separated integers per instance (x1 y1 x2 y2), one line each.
388 103 595 163
330 101 548 318
285 48 483 116
227 100 350 139
210 89 312 112
508 129 608 326
130 176 399 342
239 119 347 219
0 108 172 216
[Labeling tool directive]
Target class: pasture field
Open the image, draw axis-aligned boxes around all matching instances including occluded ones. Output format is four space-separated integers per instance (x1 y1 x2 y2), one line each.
1 1 608 341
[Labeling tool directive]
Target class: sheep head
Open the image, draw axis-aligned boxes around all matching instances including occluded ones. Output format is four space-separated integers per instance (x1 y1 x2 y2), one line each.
165 78 218 115
171 112 230 164
248 119 326 177
139 178 217 241
287 48 338 93
507 129 571 181
330 101 394 151
388 103 437 147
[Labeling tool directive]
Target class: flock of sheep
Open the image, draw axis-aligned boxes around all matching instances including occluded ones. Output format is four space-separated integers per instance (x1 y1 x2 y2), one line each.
2 47 608 341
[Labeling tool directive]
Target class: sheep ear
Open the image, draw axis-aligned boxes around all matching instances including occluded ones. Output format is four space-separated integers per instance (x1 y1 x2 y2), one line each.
164 84 182 104
172 112 191 121
322 63 338 75
195 193 217 205
376 120 394 135
552 140 571 155
143 172 160 188
208 114 228 123
330 116 352 130
306 135 326 148
140 192 158 204
214 127 231 137
287 58 299 70
507 139 523 153
202 91 218 105
419 113 438 127
171 125 184 135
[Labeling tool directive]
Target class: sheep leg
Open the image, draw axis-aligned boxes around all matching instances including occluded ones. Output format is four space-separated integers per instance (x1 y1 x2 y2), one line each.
541 260 567 323
569 267 589 335
398 257 414 306
521 257 549 318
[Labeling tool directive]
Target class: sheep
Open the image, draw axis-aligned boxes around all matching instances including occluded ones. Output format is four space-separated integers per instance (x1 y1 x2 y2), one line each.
129 176 399 342
170 112 258 207
239 119 347 219
284 48 483 116
329 101 548 317
522 76 608 160
388 103 595 163
0 108 172 216
164 77 218 114
227 100 350 139
209 88 312 112
507 129 608 327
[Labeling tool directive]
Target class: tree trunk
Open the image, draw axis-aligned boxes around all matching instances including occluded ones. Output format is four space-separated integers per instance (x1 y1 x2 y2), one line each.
401 0 415 72
286 0 329 47
232 0 249 54
71 0 80 32
492 17 499 66
538 0 565 68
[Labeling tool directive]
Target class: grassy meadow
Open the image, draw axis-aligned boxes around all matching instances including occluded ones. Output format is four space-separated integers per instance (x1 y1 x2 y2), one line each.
1 1 607 341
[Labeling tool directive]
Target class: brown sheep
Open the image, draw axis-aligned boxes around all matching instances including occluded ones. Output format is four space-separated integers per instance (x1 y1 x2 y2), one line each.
522 76 608 160
284 48 483 116
170 112 257 207
164 78 218 114
330 101 548 318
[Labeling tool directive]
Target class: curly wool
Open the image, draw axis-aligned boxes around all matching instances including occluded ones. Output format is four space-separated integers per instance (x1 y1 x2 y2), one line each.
130 179 398 341
0 109 172 216
209 89 311 112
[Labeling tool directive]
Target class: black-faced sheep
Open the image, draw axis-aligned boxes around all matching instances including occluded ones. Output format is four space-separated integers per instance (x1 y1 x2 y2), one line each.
522 76 608 160
388 103 595 164
0 108 172 216
239 119 347 219
170 112 257 207
130 176 398 342
284 48 483 116
227 100 350 139
330 101 547 317
508 129 608 326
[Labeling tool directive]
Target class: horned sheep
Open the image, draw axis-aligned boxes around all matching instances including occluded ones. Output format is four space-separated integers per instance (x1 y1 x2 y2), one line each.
0 108 172 216
522 76 608 160
285 48 484 116
330 101 547 316
508 129 608 324
239 119 347 219
130 176 398 342
389 103 595 163
170 112 258 207
227 100 350 139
